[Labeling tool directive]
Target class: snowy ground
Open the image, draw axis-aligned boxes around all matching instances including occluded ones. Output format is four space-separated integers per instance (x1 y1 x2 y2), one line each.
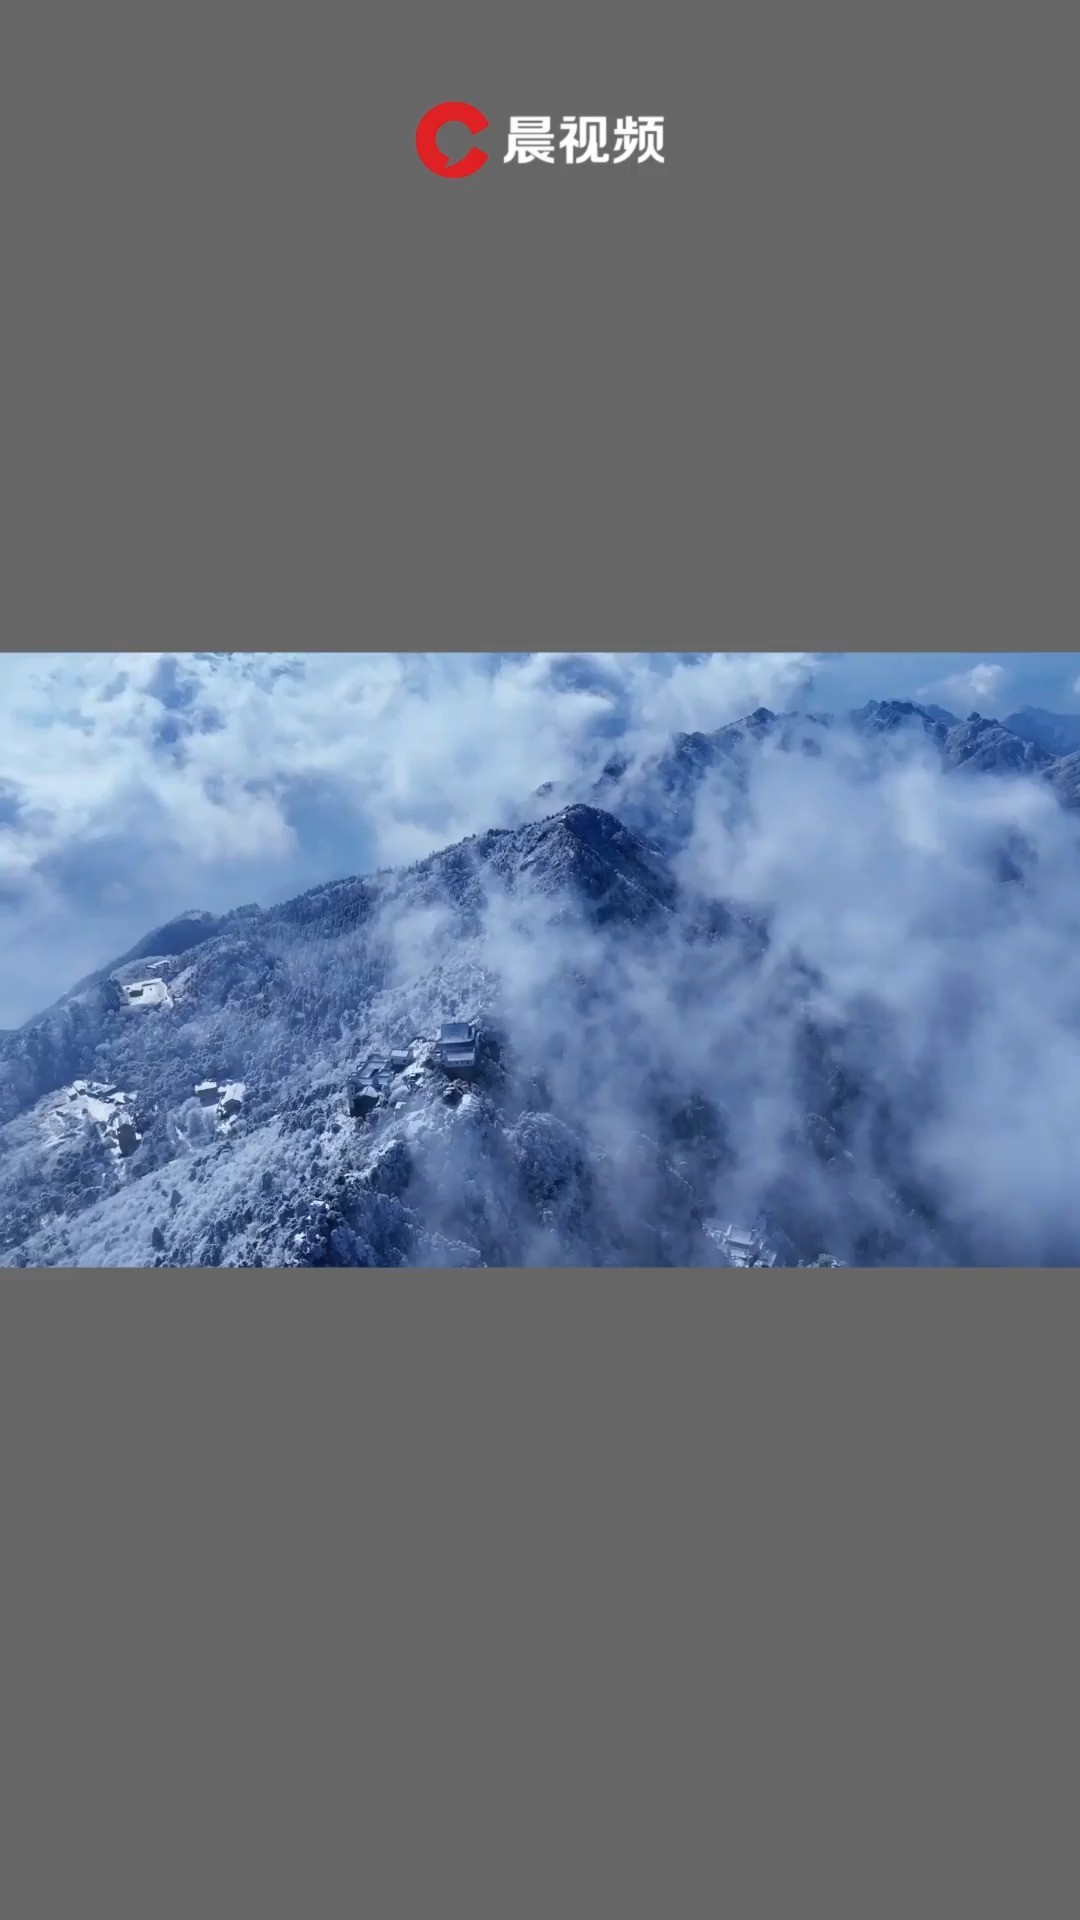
42 1080 140 1163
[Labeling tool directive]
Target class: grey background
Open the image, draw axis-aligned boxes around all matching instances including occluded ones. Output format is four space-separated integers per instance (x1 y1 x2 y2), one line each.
3 4 1080 1913
3 6 1076 651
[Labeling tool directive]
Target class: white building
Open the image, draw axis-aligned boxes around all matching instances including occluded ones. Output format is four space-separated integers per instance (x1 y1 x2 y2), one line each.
435 1021 480 1077
120 977 171 1010
704 1221 781 1268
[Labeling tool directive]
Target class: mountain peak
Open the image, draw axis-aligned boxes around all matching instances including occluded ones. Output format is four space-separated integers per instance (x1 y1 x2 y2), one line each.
1003 706 1080 757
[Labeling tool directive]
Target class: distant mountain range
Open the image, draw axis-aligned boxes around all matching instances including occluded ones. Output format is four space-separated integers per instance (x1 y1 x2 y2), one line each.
530 698 1080 851
3 698 1080 1271
1002 706 1080 757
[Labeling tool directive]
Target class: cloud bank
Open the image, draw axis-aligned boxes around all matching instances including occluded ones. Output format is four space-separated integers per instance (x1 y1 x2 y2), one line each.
0 650 821 1022
916 660 1008 708
5 674 1080 1266
449 724 1080 1264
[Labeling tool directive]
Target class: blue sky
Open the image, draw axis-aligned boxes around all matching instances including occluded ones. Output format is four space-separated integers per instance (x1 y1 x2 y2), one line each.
0 649 1077 1026
811 652 1080 715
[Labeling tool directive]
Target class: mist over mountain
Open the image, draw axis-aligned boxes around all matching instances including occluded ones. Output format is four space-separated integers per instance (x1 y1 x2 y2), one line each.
530 698 1079 854
1003 707 1080 758
4 695 1080 1269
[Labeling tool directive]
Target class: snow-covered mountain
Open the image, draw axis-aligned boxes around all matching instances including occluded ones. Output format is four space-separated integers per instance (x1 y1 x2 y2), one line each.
530 699 1080 854
5 699 1080 1271
0 805 786 1268
1003 706 1080 758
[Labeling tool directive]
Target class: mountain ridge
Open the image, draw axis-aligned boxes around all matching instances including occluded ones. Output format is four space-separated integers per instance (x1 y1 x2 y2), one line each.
4 700 1080 1271
530 698 1080 852
2 799 811 1269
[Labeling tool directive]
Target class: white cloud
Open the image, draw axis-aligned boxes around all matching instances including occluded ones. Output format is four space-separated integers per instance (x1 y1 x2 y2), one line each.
669 727 1080 1260
6 656 1080 1263
0 650 822 1020
436 716 1080 1263
917 660 1007 709
0 650 822 874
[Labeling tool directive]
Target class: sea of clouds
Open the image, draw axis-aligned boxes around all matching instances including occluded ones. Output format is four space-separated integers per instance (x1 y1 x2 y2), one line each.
4 648 1080 1263
0 650 819 1021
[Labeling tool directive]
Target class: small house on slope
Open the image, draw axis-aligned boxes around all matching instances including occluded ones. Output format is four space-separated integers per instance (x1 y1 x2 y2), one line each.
434 1021 479 1078
119 977 170 1011
347 1081 382 1121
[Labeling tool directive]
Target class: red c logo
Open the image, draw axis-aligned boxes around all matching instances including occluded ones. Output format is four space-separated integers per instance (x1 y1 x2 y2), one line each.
416 101 489 178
